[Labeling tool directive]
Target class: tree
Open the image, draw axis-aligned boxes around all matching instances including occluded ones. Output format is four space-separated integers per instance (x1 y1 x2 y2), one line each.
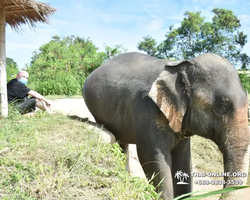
6 57 19 82
137 35 158 57
174 170 183 181
27 36 127 95
137 8 249 69
104 43 127 60
182 172 189 182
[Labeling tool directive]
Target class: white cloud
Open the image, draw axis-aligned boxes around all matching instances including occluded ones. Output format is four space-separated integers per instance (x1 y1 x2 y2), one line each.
240 15 250 26
146 18 164 32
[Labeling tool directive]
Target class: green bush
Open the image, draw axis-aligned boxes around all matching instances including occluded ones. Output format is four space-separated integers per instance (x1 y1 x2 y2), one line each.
28 72 85 95
238 71 250 93
26 36 107 95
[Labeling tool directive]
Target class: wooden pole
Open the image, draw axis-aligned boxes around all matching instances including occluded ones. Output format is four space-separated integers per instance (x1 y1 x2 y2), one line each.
0 2 8 117
247 91 250 121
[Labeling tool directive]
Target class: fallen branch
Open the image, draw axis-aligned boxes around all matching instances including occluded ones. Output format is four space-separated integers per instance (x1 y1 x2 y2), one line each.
0 147 10 155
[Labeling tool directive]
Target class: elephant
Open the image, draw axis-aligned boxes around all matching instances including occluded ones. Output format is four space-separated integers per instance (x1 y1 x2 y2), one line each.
82 52 249 199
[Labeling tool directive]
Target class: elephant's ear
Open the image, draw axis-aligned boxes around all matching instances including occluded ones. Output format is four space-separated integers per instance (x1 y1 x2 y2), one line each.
148 60 193 133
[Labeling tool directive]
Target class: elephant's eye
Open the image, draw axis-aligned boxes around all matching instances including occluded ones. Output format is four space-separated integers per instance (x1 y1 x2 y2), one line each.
213 103 228 115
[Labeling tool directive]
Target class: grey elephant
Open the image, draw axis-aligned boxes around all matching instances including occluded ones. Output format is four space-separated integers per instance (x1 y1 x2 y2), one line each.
83 52 249 199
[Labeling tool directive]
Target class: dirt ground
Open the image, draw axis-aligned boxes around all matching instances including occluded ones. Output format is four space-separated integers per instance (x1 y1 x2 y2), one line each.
50 98 250 199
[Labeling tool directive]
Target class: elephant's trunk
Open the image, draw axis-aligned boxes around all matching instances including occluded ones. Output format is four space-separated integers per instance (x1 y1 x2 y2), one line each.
219 103 250 200
220 145 249 199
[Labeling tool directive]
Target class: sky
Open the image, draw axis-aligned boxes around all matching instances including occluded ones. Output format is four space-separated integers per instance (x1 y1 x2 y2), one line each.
5 0 250 69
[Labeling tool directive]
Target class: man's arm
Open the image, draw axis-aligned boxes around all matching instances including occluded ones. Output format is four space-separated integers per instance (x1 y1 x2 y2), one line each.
28 90 51 107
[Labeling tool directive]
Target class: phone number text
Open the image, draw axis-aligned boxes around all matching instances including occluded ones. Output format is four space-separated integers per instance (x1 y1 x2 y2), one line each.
194 180 243 185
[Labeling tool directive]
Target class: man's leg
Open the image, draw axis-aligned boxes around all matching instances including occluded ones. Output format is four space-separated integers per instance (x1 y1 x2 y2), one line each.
36 99 49 111
15 98 36 114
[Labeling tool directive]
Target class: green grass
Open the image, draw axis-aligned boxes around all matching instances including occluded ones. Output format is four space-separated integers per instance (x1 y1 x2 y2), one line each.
1 106 249 199
0 109 160 200
45 95 82 100
191 135 223 172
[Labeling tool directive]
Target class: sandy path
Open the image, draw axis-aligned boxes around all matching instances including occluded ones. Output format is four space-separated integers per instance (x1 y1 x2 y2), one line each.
50 98 250 199
50 98 95 121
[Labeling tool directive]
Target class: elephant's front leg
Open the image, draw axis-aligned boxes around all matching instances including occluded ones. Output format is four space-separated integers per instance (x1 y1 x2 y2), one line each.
136 136 175 199
171 138 192 198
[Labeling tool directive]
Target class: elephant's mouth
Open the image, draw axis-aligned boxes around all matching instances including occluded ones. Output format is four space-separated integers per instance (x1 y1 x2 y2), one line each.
204 124 222 147
212 128 221 147
209 123 225 152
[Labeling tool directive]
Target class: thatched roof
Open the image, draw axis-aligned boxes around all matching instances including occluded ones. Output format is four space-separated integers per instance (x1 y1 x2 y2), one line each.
4 0 56 31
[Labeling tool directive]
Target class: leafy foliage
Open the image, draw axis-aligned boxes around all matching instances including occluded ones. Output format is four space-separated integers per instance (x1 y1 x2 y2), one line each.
6 57 19 82
137 8 250 69
137 36 159 57
104 43 127 60
26 36 107 95
238 71 250 92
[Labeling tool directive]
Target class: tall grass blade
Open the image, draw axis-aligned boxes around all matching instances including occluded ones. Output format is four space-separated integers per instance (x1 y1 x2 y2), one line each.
173 186 249 200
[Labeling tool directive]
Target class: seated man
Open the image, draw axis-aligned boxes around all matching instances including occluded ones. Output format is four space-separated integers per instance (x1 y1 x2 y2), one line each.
7 70 51 115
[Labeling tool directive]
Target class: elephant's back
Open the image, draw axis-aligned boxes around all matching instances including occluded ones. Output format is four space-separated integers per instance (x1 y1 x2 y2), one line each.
83 52 166 142
86 52 166 93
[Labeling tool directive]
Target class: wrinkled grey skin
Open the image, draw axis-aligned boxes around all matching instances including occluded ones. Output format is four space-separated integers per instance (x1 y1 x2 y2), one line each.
83 52 249 200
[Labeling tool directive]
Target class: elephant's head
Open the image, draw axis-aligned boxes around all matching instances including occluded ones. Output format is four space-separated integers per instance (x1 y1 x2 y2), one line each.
149 53 249 199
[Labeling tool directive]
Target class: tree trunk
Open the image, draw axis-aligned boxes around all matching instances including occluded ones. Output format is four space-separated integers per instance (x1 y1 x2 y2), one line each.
0 2 8 117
